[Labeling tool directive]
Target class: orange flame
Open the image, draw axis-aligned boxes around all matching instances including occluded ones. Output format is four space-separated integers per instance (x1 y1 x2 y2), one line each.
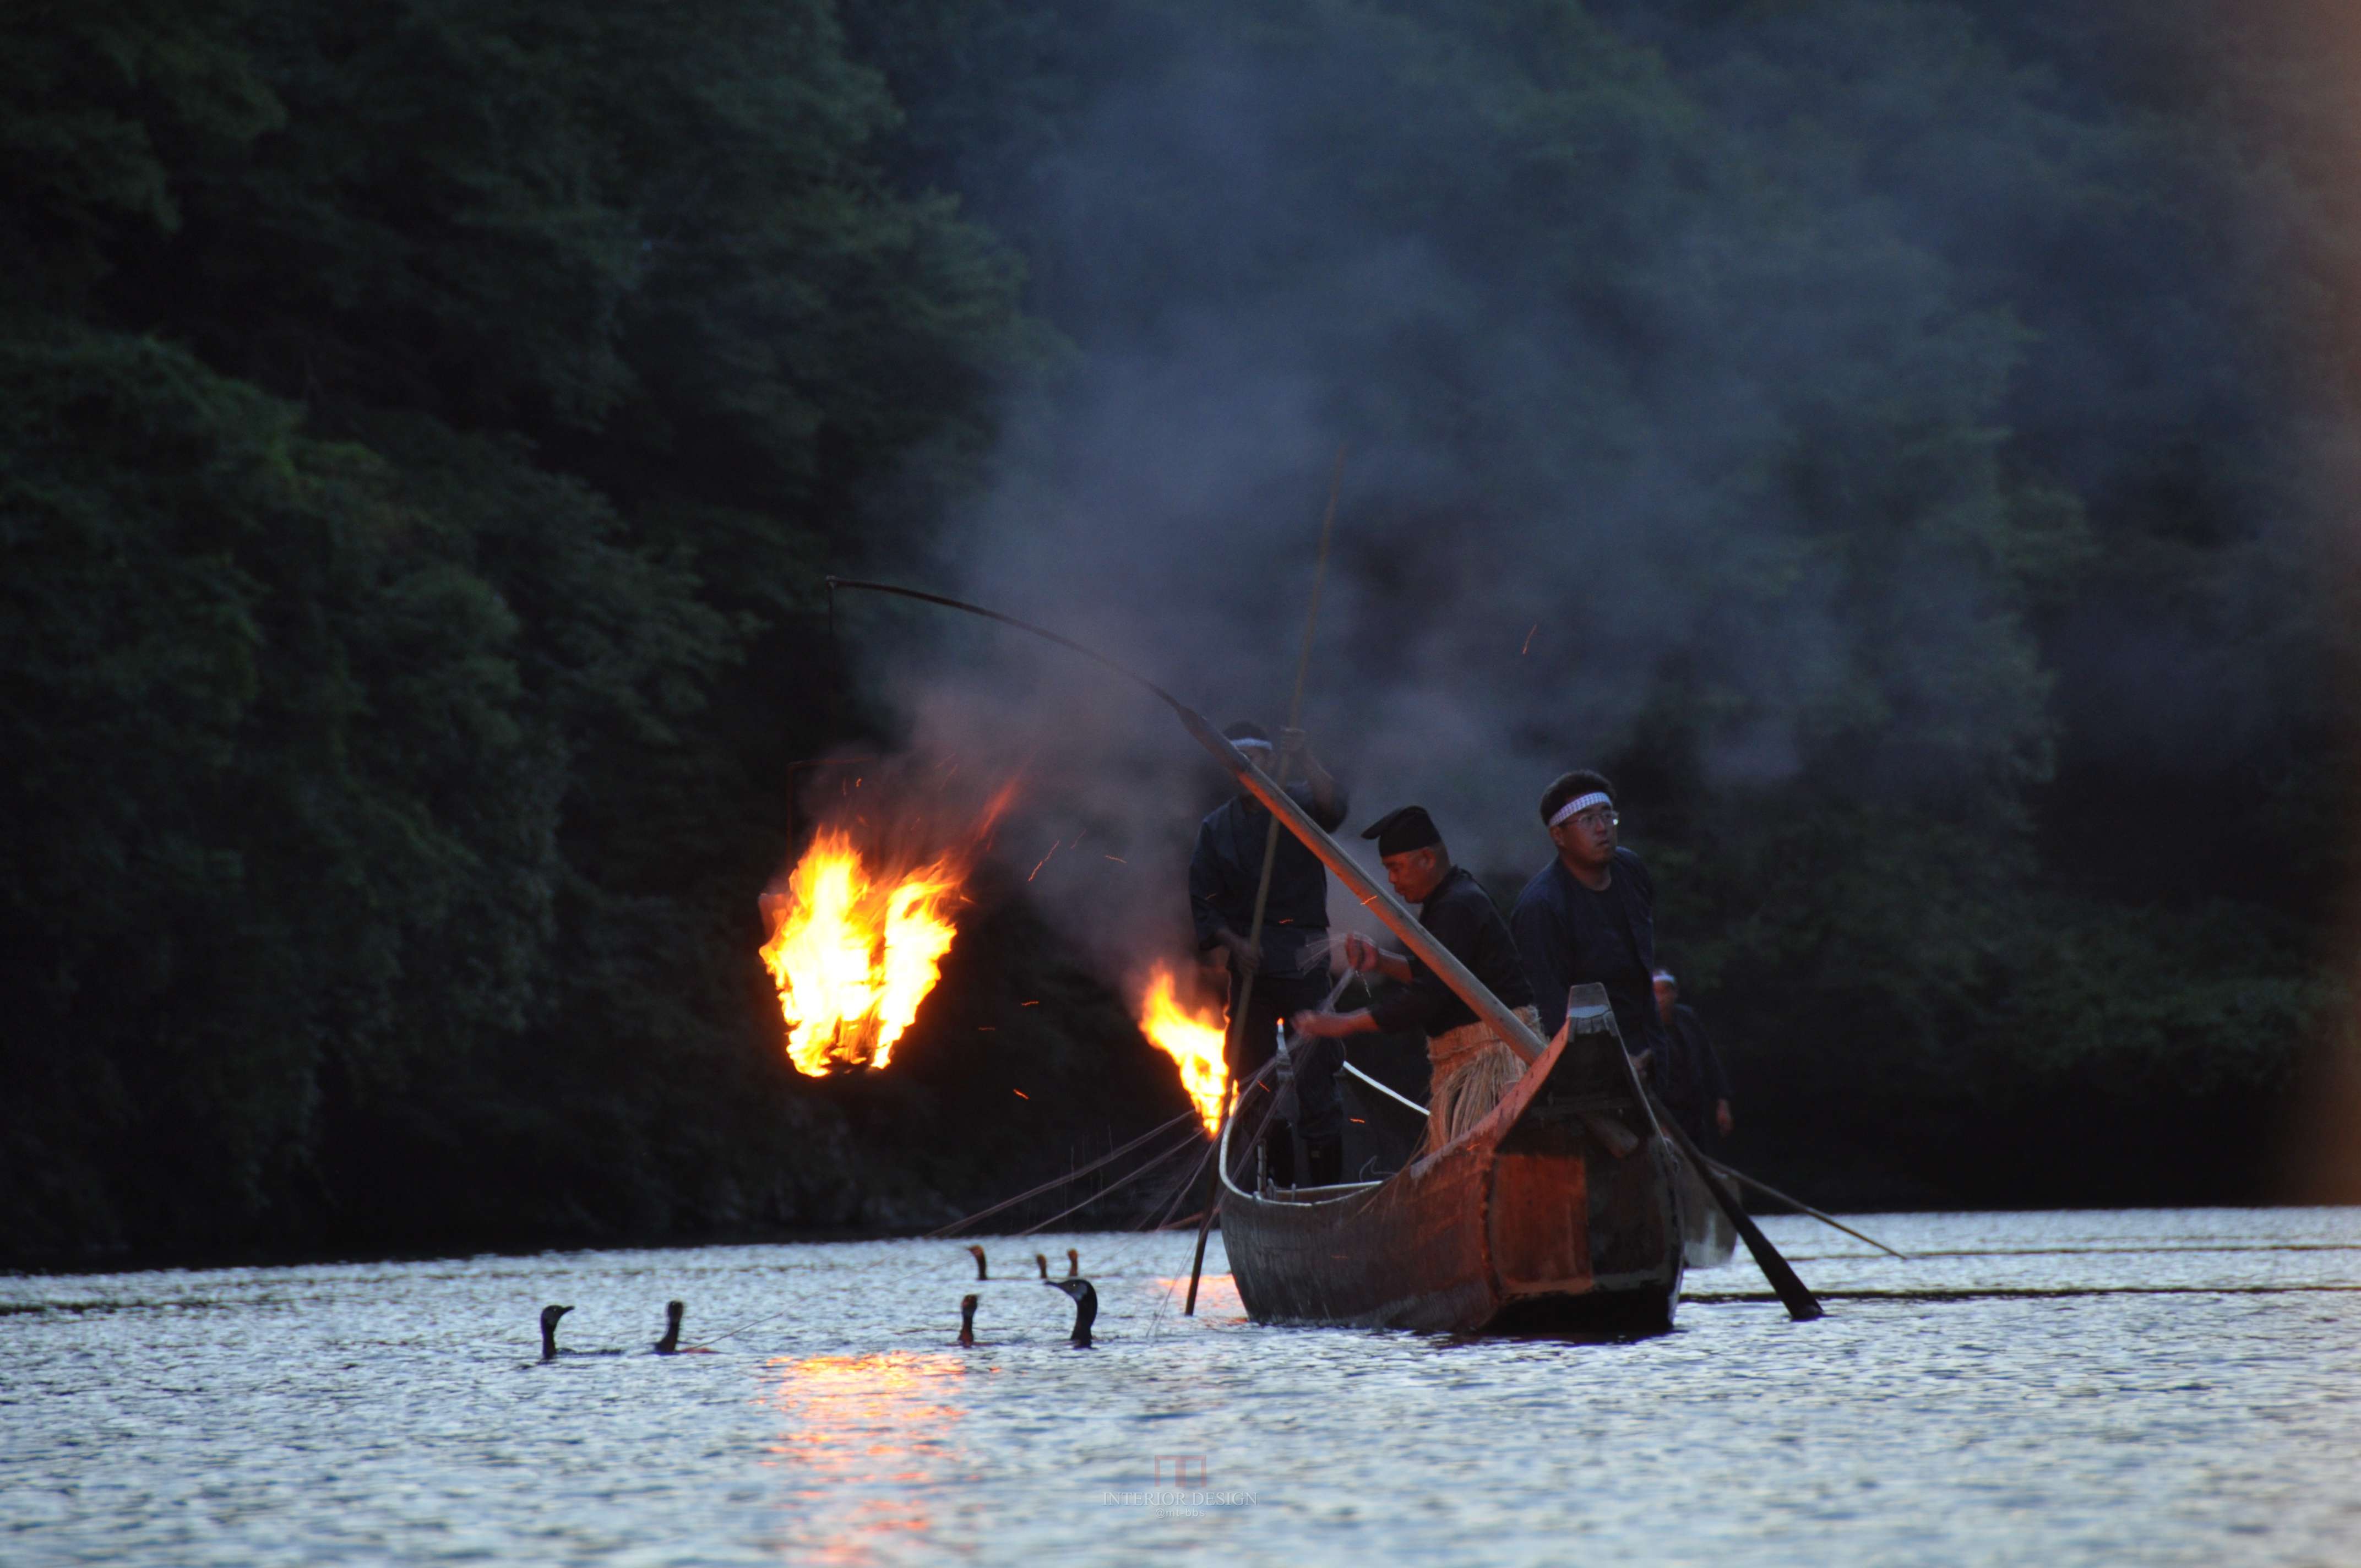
760 827 962 1073
1137 963 1228 1134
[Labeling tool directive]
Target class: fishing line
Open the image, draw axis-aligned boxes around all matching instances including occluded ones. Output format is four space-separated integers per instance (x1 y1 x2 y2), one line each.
685 1304 795 1351
1018 1121 1211 1235
927 1104 1204 1239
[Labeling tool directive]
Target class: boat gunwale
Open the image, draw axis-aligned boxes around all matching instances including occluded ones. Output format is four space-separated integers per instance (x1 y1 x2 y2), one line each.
1218 1017 1578 1212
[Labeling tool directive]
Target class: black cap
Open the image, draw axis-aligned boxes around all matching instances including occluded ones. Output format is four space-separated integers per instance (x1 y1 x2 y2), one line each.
1361 805 1441 857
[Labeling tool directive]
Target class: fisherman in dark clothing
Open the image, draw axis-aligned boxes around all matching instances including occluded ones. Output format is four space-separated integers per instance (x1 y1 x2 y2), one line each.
1653 970 1734 1146
1292 806 1536 1155
1189 721 1348 1186
1509 770 1668 1082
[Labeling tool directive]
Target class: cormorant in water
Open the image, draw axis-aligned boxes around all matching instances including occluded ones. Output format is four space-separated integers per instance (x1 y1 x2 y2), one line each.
1047 1278 1097 1348
958 1293 979 1347
540 1304 572 1362
1035 1253 1049 1280
966 1244 988 1281
655 1300 684 1354
1067 1248 1080 1279
536 1303 627 1360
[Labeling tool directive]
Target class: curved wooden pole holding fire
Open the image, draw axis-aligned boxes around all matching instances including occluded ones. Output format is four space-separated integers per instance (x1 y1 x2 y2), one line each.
821 579 1538 1053
822 575 1824 1322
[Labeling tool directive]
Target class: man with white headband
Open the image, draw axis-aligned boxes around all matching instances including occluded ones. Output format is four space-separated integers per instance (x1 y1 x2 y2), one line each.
1188 719 1348 1185
1509 770 1669 1081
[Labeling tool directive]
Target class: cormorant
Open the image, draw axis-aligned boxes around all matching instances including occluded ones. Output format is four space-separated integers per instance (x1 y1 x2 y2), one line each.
1067 1248 1080 1279
966 1244 988 1281
1035 1253 1049 1280
655 1299 683 1354
1047 1278 1097 1348
540 1304 572 1362
958 1293 979 1347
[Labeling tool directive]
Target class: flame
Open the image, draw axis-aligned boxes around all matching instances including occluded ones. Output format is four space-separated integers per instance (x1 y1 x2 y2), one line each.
1137 963 1228 1134
760 827 962 1073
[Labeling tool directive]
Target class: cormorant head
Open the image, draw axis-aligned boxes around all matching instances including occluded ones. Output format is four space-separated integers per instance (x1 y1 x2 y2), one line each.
958 1293 979 1347
965 1244 987 1279
540 1304 572 1360
1046 1277 1097 1347
1066 1248 1080 1277
655 1300 684 1354
1036 1253 1049 1278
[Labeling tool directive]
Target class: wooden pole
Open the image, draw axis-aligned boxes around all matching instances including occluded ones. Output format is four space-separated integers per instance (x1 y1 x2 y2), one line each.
1705 1158 1908 1259
1186 448 1345 1316
1176 711 1546 1065
1650 1097 1824 1321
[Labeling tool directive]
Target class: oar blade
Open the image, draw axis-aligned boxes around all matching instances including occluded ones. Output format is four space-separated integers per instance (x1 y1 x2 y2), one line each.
1660 1110 1823 1321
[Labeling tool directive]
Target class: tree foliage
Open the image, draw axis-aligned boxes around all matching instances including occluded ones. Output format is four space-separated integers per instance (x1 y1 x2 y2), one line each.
1 0 2349 1257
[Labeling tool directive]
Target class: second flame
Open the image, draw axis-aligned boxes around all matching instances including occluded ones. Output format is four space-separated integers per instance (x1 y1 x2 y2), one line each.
1137 963 1228 1135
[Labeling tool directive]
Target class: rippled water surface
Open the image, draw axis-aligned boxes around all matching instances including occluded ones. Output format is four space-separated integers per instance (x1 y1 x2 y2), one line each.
7 1209 2361 1565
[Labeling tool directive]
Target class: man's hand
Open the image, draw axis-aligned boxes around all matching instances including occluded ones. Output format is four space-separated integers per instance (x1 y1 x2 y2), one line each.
1341 931 1383 973
1715 1099 1734 1138
1218 930 1260 974
1292 1008 1361 1038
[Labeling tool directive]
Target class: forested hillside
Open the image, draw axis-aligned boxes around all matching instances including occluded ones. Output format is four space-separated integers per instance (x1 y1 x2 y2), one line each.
4 0 2351 1264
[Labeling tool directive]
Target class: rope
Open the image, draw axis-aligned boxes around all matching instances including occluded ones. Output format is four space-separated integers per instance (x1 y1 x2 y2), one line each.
683 1305 793 1351
1018 1121 1210 1235
1143 1134 1217 1231
926 1104 1203 1238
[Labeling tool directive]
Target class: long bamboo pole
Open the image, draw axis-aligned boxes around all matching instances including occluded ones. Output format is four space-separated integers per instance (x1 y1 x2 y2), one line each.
1185 447 1344 1315
1705 1158 1908 1259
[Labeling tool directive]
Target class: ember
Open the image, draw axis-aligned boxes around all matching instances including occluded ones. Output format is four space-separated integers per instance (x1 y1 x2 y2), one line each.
759 826 964 1073
1137 963 1228 1134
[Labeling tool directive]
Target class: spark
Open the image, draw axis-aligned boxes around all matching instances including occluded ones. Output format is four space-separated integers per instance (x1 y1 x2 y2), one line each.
1521 623 1538 656
1012 1089 1030 1100
1027 839 1063 881
1103 854 1127 865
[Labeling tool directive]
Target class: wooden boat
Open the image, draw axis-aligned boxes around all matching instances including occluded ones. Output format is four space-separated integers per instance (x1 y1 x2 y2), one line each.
1218 987 1693 1336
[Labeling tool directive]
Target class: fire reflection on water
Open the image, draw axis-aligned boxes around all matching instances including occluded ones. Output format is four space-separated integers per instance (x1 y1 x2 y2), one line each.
757 1352 978 1564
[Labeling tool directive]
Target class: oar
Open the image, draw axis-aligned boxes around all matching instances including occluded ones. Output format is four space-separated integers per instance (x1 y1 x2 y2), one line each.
1704 1158 1908 1260
1575 995 1820 1321
1650 1097 1823 1321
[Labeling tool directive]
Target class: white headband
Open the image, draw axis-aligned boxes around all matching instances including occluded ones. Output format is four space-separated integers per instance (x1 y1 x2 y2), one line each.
1549 791 1613 828
1233 738 1274 754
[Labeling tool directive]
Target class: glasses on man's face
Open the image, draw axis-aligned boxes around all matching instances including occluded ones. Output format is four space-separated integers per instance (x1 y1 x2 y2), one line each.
1568 808 1618 832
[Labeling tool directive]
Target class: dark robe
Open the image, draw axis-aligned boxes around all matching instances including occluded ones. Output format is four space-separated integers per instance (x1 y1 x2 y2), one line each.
1187 781 1350 1184
1366 867 1534 1038
1188 783 1348 984
1509 848 1667 1068
1661 1002 1732 1145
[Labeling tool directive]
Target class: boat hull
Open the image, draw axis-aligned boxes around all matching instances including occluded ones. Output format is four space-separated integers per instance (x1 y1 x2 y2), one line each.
1221 994 1687 1336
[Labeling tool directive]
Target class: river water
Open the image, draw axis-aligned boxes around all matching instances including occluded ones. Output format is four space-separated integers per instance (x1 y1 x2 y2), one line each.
5 1208 2359 1566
